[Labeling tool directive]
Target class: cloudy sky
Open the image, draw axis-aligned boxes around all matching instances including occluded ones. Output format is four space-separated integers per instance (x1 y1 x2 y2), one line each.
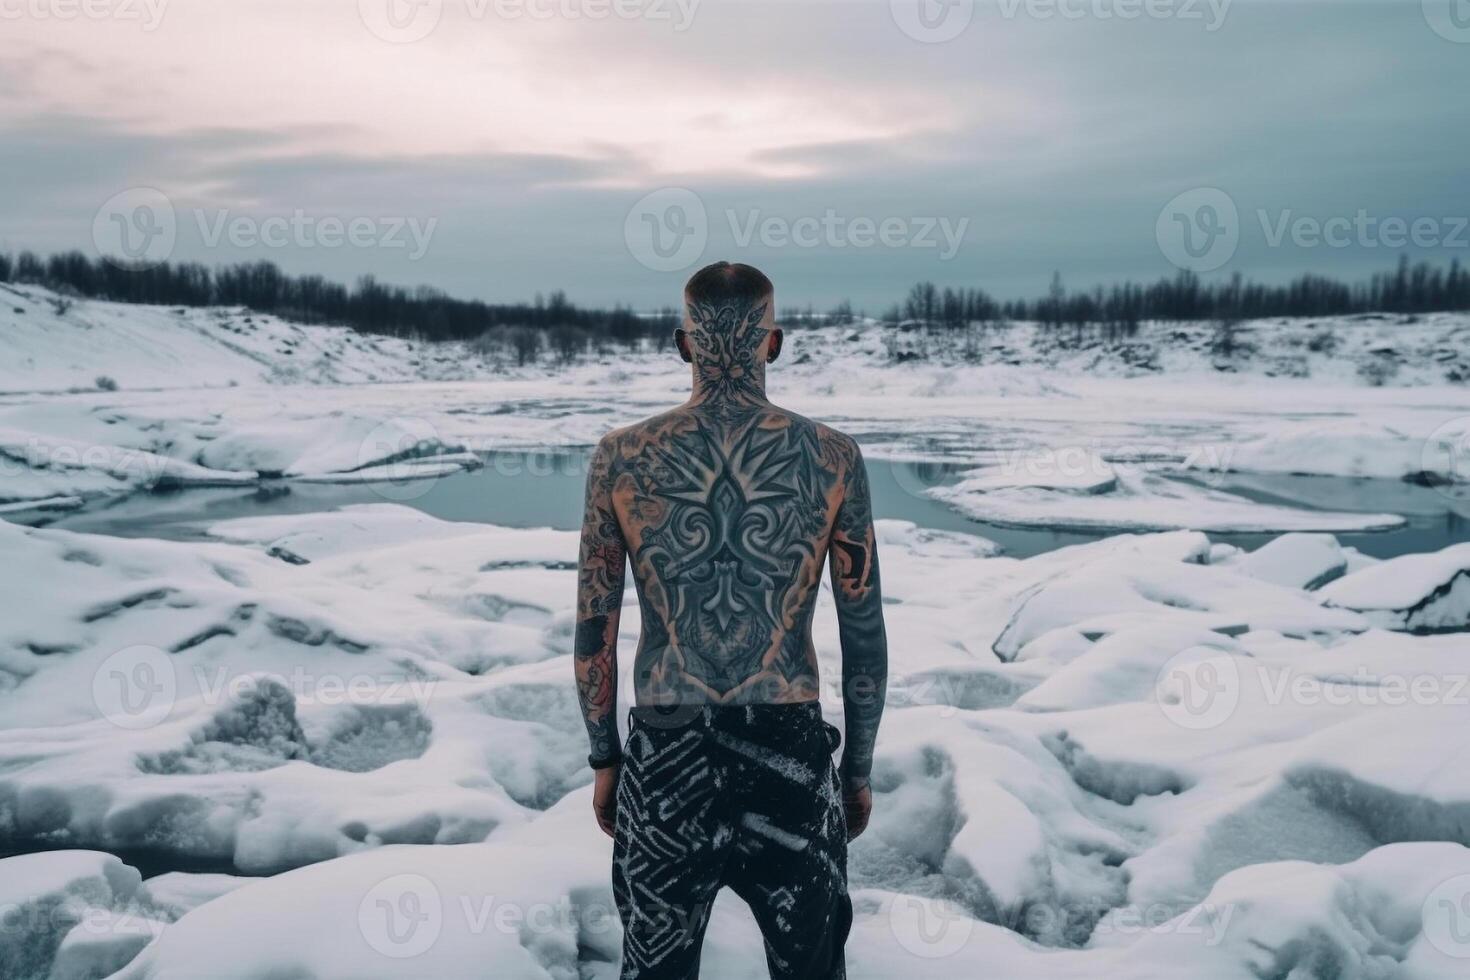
3 0 1468 309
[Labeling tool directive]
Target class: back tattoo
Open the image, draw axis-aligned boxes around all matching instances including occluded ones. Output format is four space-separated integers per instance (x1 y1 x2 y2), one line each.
574 293 888 784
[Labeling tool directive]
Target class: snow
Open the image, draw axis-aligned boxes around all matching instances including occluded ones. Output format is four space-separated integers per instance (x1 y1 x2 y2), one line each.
2 291 1470 978
3 500 1470 977
2 289 1468 539
1318 543 1470 632
932 466 1406 533
0 850 166 980
1230 532 1349 590
1185 418 1443 482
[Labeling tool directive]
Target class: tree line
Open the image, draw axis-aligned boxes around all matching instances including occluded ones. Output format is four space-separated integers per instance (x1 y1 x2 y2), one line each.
2 250 1467 350
887 257 1470 338
0 250 676 347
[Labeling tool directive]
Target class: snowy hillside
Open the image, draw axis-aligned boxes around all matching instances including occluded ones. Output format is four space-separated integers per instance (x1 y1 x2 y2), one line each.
4 284 1469 396
0 284 489 394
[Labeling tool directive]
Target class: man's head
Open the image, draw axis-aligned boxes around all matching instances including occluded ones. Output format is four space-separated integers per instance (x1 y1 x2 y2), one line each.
675 262 782 388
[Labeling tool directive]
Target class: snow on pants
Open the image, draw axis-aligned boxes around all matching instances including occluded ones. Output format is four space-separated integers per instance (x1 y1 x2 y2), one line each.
612 702 852 980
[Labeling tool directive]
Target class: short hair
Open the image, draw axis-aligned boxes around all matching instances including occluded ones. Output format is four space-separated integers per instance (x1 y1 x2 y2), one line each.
684 261 773 311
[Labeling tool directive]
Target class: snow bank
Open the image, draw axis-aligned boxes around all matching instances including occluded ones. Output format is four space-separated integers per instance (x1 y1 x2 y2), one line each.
1231 532 1348 590
0 850 165 980
1187 419 1449 483
0 284 488 394
1319 543 1470 632
932 466 1404 534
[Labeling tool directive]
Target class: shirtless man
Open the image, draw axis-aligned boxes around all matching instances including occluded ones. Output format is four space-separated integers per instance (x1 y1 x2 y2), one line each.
574 261 888 979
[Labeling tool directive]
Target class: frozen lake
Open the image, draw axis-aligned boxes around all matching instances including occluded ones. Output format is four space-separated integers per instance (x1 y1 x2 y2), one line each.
28 448 1467 561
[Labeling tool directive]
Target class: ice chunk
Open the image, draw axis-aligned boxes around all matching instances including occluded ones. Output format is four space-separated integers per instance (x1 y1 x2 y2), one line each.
1319 542 1470 632
1236 532 1347 590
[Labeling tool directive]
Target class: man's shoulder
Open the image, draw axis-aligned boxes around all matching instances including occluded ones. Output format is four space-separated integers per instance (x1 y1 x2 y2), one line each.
595 408 688 457
761 407 862 471
790 411 860 459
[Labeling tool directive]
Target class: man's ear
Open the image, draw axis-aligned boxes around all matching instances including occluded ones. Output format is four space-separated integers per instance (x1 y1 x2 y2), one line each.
766 327 783 364
674 329 693 363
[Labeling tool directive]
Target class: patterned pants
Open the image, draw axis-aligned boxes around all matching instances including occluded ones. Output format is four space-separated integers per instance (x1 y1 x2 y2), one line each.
613 702 852 979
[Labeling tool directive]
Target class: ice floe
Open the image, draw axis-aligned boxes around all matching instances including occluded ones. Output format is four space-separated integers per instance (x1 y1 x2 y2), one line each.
1 502 1468 977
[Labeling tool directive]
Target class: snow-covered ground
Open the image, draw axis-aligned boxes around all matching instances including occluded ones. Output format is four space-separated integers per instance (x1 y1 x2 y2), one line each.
3 287 1469 535
2 289 1470 979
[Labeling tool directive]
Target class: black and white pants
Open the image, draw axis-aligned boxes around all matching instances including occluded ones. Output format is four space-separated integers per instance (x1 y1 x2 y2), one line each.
613 702 852 979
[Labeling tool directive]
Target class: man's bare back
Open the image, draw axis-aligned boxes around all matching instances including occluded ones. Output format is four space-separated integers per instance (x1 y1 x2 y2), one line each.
574 264 887 797
574 261 887 979
592 401 862 706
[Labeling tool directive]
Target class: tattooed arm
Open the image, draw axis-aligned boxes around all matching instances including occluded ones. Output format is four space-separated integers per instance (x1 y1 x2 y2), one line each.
575 435 627 769
827 438 888 792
